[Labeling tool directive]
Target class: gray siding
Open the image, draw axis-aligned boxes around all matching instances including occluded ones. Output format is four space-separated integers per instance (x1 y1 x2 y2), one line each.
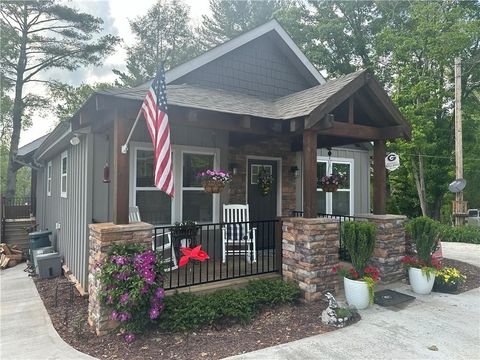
36 135 92 290
173 35 313 99
295 146 371 215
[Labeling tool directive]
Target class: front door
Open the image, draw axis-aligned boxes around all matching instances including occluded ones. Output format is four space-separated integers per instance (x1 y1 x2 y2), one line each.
247 159 278 249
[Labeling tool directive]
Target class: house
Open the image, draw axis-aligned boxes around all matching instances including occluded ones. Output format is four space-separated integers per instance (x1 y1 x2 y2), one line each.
29 20 410 292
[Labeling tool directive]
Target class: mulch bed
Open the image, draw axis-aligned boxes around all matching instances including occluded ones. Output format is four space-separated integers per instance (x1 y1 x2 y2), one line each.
439 258 480 294
34 278 358 360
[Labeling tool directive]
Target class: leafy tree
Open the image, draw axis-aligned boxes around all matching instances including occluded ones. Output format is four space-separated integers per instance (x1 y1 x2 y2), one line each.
113 0 198 87
48 82 112 122
0 0 119 198
199 0 290 49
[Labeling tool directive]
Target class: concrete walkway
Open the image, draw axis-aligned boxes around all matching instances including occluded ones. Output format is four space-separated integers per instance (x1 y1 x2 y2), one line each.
442 242 480 267
0 265 94 360
229 243 480 360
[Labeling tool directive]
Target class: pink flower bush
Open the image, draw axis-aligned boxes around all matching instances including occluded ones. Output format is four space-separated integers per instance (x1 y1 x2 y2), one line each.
99 244 165 343
196 170 232 184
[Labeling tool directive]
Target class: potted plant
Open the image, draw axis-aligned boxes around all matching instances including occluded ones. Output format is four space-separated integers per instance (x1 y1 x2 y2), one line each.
403 217 441 295
171 220 199 258
433 267 466 293
319 173 346 192
332 221 378 309
197 170 231 193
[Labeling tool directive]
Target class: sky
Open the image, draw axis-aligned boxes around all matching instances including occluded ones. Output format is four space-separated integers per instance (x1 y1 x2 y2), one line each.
19 0 211 147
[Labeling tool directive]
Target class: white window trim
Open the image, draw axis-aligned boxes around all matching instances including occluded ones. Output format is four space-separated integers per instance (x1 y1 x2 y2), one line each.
47 161 52 196
128 142 220 225
60 151 67 198
178 145 220 224
129 142 175 225
316 156 354 216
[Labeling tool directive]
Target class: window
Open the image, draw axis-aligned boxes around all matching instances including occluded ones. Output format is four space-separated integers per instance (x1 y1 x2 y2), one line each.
134 149 172 225
250 164 272 185
182 152 214 222
47 161 52 196
316 158 353 216
60 151 67 198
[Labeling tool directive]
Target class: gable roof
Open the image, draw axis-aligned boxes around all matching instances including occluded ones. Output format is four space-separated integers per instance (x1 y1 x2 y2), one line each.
165 19 326 86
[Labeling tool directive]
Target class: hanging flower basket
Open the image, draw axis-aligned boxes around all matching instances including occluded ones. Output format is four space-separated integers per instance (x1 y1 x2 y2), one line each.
202 180 225 193
322 184 339 192
197 170 231 194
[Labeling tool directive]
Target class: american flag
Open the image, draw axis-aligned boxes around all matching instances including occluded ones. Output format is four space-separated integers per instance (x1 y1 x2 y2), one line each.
141 65 174 197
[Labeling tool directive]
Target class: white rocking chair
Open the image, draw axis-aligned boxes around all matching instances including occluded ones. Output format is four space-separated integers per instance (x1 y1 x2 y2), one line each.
222 204 257 263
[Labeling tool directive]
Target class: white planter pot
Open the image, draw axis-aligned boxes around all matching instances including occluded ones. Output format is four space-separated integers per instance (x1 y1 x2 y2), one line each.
344 277 370 310
408 267 435 295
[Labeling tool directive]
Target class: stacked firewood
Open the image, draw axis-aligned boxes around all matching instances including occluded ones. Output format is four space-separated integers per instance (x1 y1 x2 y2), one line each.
0 243 23 269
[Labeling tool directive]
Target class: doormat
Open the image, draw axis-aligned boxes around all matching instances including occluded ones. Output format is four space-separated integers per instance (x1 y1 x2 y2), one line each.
374 289 415 307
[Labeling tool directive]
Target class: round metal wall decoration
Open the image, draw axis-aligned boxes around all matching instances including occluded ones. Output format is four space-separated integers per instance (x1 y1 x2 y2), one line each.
385 153 400 171
448 178 466 193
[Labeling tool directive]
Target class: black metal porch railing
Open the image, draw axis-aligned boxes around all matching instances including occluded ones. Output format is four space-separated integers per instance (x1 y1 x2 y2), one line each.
153 219 281 290
1 196 33 220
290 211 358 261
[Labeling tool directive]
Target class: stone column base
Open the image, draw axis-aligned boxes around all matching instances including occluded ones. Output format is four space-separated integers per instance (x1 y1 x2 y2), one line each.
88 222 153 336
282 217 340 302
356 214 407 283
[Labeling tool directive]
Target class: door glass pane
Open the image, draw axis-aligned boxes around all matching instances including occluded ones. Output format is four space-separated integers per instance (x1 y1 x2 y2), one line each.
316 191 326 214
136 190 171 224
136 150 155 187
183 191 213 222
183 153 214 187
316 162 327 188
332 163 350 189
332 191 350 215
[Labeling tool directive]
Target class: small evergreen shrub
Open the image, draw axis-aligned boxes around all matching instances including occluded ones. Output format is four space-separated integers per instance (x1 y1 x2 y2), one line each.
159 279 300 332
405 216 439 266
343 221 376 276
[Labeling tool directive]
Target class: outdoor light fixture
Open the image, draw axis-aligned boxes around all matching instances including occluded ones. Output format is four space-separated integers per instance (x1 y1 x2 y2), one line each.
290 166 299 178
229 163 238 175
70 134 80 146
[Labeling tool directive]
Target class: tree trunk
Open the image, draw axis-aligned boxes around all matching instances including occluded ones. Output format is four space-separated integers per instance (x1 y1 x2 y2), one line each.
411 155 428 216
431 196 442 221
5 6 28 198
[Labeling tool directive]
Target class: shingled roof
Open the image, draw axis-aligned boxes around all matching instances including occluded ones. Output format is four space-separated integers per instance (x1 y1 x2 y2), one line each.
97 70 367 120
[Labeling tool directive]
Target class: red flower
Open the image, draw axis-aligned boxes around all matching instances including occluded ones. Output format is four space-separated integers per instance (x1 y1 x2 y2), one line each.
348 268 359 279
331 266 337 273
178 245 210 267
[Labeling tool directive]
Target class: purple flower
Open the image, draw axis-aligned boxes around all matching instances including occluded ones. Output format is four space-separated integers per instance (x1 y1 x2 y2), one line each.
140 283 149 295
111 310 119 320
124 333 135 343
106 295 113 304
149 306 160 319
120 292 129 304
154 287 165 299
118 312 131 322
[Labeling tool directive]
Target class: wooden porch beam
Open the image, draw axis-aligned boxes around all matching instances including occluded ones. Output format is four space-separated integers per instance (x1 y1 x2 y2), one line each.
373 140 386 215
113 113 130 224
317 121 405 140
303 130 317 218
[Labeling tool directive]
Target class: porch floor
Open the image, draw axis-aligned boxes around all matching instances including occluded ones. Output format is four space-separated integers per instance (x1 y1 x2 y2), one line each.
163 251 277 289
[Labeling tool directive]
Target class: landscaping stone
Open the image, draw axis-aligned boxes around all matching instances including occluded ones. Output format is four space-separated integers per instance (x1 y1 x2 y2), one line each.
282 217 340 301
87 222 153 336
356 214 407 283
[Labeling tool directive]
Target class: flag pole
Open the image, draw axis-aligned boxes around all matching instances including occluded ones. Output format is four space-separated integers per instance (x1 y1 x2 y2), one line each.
120 107 143 154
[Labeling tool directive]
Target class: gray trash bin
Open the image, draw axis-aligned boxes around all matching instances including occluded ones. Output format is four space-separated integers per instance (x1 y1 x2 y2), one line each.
32 246 55 269
36 252 62 279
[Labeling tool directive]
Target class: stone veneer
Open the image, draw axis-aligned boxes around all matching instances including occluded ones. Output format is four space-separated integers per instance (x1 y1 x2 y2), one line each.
282 217 340 301
229 138 297 215
356 214 407 283
88 222 153 336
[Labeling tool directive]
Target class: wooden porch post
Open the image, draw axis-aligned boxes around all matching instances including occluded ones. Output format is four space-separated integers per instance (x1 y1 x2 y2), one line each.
373 140 386 215
303 130 317 218
113 114 129 224
30 169 37 217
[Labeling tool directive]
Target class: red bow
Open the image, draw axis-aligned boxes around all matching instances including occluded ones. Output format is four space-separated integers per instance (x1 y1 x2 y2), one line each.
178 245 209 267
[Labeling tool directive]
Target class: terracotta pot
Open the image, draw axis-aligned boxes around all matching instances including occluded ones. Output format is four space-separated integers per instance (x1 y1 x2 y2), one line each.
344 277 370 310
202 180 225 193
322 184 338 192
408 267 435 295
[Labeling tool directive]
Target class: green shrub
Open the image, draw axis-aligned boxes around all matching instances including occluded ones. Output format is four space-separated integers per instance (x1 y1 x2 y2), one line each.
438 224 480 244
343 221 376 275
405 216 439 266
159 279 300 332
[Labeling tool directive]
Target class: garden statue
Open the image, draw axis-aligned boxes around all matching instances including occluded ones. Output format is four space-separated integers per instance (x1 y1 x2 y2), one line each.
321 292 352 328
